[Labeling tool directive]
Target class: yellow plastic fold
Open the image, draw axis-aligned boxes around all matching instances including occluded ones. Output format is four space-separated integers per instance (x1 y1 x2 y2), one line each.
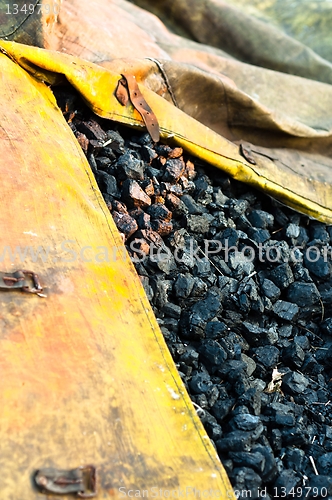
1 39 332 224
0 50 235 497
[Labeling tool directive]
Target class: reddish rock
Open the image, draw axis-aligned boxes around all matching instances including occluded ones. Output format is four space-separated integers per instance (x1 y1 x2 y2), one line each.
129 238 150 257
185 159 196 180
76 118 107 142
141 179 155 196
168 147 183 159
166 193 181 211
112 200 128 214
75 131 89 154
135 229 164 248
148 203 172 222
112 211 138 239
122 179 152 208
164 158 185 182
151 219 173 236
154 195 165 205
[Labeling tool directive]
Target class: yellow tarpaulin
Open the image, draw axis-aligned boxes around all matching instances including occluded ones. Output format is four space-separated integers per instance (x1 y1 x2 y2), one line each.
0 46 235 498
1 38 332 226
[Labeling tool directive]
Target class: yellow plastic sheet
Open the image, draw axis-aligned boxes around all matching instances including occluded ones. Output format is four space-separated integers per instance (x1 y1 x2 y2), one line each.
0 49 235 498
1 38 332 225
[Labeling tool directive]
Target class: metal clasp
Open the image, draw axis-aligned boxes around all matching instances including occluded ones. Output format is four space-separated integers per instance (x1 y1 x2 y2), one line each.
115 73 160 142
0 269 45 296
34 465 96 498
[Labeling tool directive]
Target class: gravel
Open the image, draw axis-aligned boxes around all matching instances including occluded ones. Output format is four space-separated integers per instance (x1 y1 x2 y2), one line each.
55 87 332 500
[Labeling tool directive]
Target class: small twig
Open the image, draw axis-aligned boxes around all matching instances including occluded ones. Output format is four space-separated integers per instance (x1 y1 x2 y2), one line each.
312 401 331 406
239 271 257 285
102 138 115 148
192 402 206 417
309 456 319 476
302 474 309 486
297 324 324 342
297 325 315 335
271 227 283 234
319 296 325 322
198 248 224 276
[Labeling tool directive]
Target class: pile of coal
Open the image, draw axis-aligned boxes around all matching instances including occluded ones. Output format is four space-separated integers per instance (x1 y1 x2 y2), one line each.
56 88 332 500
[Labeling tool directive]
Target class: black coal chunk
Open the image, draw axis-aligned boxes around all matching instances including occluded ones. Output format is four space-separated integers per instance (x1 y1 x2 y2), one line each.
269 263 294 290
216 431 253 452
205 321 228 339
232 413 261 431
247 209 274 228
273 470 300 496
307 476 332 497
282 425 308 446
148 203 172 221
304 248 332 279
189 370 213 394
229 467 262 498
270 429 282 452
174 273 195 299
286 281 320 306
179 346 199 367
272 300 299 321
203 415 223 441
321 317 332 335
217 359 246 381
162 302 181 319
181 194 206 214
211 397 235 423
317 452 332 475
229 451 266 473
282 371 309 395
180 288 222 339
251 443 278 483
261 279 281 302
282 343 305 369
197 340 227 370
117 152 145 180
248 227 270 244
264 402 296 427
241 322 277 346
254 346 280 369
285 447 305 472
237 388 262 416
94 171 120 198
